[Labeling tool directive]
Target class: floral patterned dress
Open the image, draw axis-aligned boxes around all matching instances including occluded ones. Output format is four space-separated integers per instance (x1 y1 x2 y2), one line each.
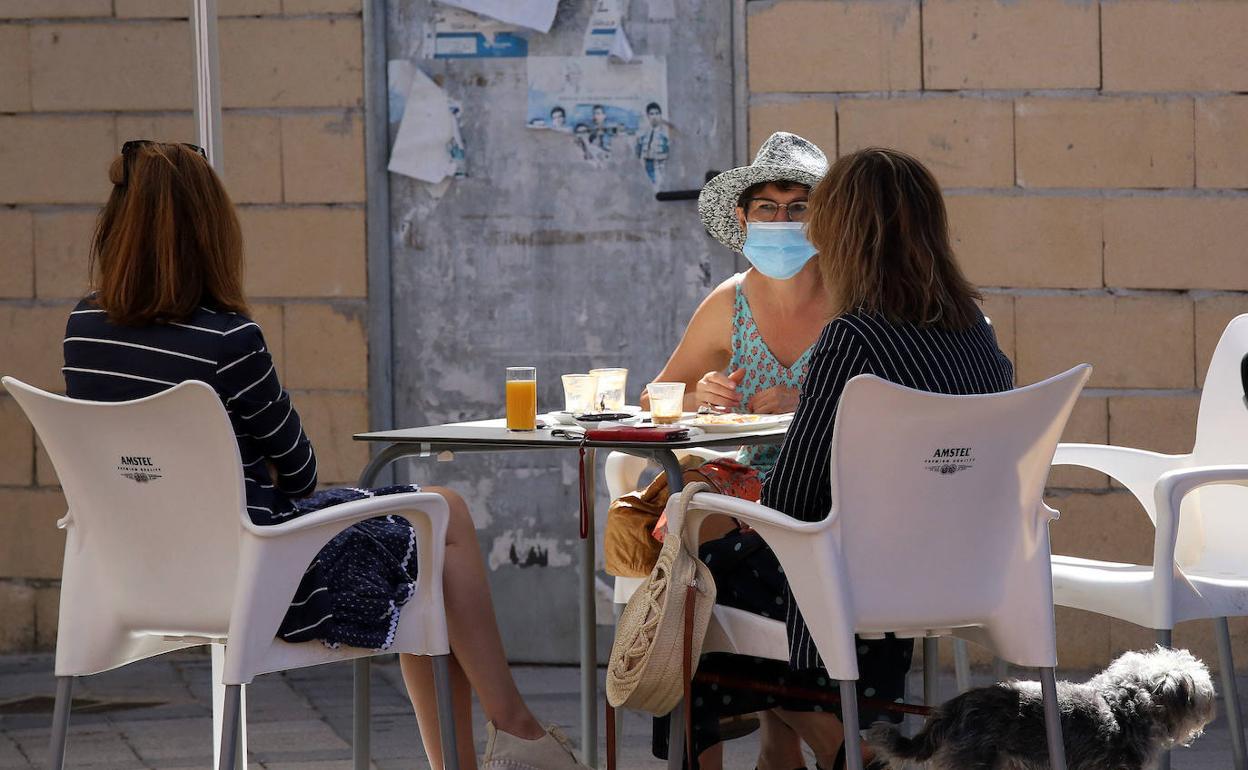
728 276 814 480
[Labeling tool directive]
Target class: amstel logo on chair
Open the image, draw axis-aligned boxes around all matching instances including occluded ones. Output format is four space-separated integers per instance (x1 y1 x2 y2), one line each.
925 446 975 476
116 454 163 484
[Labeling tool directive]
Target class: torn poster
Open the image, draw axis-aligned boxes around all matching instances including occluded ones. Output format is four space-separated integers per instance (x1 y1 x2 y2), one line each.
583 0 628 56
424 6 528 59
526 56 669 184
388 67 467 183
387 59 416 122
436 0 558 34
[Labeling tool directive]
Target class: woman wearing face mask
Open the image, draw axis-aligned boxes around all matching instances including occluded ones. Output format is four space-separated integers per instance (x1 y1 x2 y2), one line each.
619 133 834 770
640 132 836 477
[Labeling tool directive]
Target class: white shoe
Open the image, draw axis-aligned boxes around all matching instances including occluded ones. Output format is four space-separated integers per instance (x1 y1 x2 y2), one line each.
480 722 592 770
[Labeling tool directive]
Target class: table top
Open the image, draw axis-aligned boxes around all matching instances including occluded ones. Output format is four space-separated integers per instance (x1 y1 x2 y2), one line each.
354 416 788 452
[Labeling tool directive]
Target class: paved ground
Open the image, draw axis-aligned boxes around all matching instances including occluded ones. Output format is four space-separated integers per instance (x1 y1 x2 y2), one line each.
0 652 1239 769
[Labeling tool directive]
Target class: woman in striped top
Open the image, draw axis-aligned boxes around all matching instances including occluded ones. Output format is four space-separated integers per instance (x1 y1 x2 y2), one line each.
688 149 1014 770
63 141 590 770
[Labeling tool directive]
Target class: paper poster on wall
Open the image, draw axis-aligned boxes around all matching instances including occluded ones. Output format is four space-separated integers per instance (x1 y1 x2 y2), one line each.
389 67 467 183
526 56 669 185
424 6 528 59
436 0 558 34
387 59 416 121
583 0 627 56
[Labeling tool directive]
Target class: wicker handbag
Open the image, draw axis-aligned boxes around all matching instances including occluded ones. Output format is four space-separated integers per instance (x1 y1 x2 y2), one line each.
606 481 717 715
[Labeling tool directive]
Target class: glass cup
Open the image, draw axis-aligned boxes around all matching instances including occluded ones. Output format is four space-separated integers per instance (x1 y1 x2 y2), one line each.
561 373 598 414
505 367 537 431
647 382 686 424
589 367 628 412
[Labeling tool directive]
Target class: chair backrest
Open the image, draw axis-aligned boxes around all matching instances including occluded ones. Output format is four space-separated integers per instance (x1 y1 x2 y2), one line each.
3 377 246 673
827 366 1089 661
1180 314 1248 569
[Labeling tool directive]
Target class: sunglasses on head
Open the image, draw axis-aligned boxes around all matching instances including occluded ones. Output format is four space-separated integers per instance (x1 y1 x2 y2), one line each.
118 140 208 186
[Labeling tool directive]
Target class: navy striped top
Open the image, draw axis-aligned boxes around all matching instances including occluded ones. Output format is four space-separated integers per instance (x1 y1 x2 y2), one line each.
760 310 1014 670
63 298 317 524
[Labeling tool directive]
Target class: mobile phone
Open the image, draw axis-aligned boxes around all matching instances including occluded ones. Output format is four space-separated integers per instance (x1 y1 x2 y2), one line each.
574 412 634 422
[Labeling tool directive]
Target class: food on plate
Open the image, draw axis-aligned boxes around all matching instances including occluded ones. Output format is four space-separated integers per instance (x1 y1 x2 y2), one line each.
691 413 764 426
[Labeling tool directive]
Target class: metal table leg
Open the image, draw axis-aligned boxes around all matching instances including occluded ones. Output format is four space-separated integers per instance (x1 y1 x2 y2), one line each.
580 447 599 768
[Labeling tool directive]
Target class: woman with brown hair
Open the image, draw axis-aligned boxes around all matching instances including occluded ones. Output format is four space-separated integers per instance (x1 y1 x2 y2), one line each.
687 148 1014 770
63 141 589 770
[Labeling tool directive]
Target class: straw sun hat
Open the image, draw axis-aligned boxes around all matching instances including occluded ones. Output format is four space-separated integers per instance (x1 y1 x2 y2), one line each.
697 131 829 252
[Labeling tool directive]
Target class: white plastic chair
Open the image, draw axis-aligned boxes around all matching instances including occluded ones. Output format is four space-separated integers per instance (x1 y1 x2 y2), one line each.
673 366 1090 770
1050 313 1248 770
2 377 458 770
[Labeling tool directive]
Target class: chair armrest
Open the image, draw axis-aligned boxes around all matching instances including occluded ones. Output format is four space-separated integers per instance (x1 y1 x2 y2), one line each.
1053 443 1186 523
1148 465 1248 627
681 492 832 539
677 492 856 679
226 492 451 682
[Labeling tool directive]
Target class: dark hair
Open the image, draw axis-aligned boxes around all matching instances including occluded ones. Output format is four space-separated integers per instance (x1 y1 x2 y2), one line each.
90 142 247 325
806 147 981 330
574 123 590 133
736 179 808 209
592 104 606 112
645 102 661 113
550 106 565 117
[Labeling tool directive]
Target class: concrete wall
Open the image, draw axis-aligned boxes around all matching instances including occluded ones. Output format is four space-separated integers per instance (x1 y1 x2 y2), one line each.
0 0 369 651
748 0 1248 669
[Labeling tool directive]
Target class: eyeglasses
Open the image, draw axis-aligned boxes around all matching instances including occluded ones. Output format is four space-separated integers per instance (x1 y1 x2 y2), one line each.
745 198 810 222
118 140 208 186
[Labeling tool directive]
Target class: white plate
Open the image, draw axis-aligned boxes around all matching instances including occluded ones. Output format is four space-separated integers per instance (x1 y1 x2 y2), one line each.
681 413 791 433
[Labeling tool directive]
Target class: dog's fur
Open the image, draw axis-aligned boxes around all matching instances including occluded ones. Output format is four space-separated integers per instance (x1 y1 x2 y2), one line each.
867 647 1216 769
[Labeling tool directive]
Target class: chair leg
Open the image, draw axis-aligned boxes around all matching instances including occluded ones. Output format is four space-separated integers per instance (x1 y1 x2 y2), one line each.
952 639 972 693
353 658 371 770
923 637 940 706
1039 668 1067 770
840 680 864 770
47 676 72 770
432 654 461 770
212 646 248 770
1151 627 1174 770
218 684 242 770
1216 617 1248 770
992 656 1009 683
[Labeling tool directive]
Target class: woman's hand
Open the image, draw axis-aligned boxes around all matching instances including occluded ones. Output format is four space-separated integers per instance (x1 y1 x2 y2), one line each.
694 368 746 410
747 385 799 414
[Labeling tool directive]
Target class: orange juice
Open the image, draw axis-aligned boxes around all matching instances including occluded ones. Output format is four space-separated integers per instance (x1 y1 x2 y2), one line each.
506 378 537 430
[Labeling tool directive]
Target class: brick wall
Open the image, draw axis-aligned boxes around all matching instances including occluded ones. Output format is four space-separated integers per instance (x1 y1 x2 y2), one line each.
0 0 369 651
749 0 1248 669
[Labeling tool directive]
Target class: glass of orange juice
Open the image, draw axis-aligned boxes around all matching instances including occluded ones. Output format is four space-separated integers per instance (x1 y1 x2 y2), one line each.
505 367 537 431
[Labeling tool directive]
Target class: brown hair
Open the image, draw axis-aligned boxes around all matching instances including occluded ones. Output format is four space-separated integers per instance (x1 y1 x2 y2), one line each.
806 147 981 330
90 142 247 325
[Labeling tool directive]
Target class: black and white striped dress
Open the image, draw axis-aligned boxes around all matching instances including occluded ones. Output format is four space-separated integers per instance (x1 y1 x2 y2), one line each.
685 309 1013 753
63 298 420 650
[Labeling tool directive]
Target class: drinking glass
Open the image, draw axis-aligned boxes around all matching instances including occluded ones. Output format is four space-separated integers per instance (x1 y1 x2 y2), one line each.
505 367 537 431
647 382 686 424
561 373 597 414
589 367 628 412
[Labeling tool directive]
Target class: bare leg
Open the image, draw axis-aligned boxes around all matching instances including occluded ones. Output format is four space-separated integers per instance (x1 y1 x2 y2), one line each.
772 710 845 770
399 487 545 768
757 711 807 770
696 740 723 770
402 654 476 770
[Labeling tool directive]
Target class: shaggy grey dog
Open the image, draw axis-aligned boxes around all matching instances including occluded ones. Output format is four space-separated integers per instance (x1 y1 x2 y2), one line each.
867 647 1216 769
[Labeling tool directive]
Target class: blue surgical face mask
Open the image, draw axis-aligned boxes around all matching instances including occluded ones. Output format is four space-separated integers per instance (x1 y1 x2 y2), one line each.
741 222 817 280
